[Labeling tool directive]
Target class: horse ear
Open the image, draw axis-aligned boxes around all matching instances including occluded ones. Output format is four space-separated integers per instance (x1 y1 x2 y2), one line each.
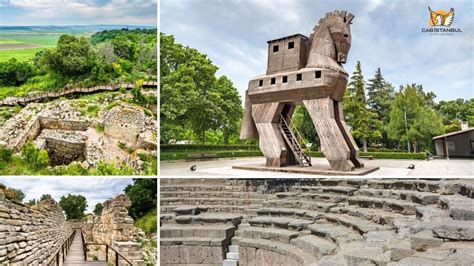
346 13 354 24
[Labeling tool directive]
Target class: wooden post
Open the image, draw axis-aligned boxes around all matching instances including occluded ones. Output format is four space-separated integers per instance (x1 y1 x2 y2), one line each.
444 137 450 160
115 251 119 265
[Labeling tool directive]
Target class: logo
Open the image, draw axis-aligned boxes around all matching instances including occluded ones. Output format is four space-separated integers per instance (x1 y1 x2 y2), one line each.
428 7 454 27
421 7 462 35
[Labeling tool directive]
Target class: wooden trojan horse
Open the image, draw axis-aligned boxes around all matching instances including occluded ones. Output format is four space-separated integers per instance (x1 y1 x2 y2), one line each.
240 10 364 172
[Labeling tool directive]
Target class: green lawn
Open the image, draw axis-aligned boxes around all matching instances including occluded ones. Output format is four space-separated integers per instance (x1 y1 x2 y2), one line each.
0 48 44 62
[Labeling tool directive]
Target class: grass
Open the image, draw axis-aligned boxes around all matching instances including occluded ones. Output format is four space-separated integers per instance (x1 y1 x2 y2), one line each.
134 208 157 235
0 39 24 44
0 34 60 47
0 48 43 62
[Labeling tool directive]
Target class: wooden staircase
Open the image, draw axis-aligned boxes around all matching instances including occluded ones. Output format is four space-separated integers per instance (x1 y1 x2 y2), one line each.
278 114 312 167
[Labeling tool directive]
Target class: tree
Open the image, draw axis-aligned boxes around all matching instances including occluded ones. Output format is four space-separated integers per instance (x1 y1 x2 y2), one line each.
0 58 34 86
386 84 444 152
27 199 37 205
40 194 52 201
111 36 137 61
436 98 474 127
366 68 395 147
213 76 242 144
11 188 25 202
93 203 104 215
43 35 96 77
343 61 378 151
59 194 87 220
160 33 242 144
292 106 318 146
124 178 157 219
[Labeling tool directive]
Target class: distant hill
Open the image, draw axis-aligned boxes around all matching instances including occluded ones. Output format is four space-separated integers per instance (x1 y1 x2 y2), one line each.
0 25 156 34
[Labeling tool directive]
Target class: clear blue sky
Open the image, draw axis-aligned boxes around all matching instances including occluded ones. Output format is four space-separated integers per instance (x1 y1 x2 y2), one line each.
0 178 134 212
0 0 157 26
161 0 473 102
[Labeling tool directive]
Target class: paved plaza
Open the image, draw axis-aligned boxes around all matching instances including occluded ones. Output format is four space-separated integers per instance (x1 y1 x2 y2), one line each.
160 157 473 177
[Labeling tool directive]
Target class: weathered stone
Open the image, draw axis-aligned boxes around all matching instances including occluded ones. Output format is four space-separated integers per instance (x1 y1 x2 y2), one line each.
411 230 443 251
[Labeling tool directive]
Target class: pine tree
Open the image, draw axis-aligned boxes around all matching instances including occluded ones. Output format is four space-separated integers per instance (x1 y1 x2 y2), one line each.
343 61 375 152
366 68 395 147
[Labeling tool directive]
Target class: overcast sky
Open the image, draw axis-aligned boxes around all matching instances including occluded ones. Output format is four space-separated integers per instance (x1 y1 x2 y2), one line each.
161 0 473 102
0 0 157 26
0 178 134 212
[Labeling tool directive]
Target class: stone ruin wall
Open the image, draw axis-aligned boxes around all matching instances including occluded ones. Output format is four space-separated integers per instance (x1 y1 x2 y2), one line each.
78 194 144 264
0 188 71 265
92 194 135 244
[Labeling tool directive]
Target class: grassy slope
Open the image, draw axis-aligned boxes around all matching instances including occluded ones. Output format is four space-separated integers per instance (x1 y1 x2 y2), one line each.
134 207 157 235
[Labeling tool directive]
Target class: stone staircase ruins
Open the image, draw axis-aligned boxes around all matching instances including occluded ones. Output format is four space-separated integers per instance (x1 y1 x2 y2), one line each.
160 178 474 266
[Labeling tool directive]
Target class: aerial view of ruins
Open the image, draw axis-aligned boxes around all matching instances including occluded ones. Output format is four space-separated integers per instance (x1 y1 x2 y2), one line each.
0 4 157 176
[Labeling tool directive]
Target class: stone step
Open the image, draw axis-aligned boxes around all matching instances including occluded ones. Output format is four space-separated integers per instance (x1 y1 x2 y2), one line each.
174 206 199 215
338 242 391 265
228 245 239 253
161 204 262 215
223 258 239 266
355 188 440 205
274 192 348 203
161 191 269 199
237 225 299 244
290 235 337 258
366 179 442 193
333 205 415 227
248 216 314 231
160 184 256 192
161 197 264 206
347 196 419 215
307 223 363 244
262 199 336 212
226 252 239 260
412 219 474 241
161 224 236 238
322 213 389 234
160 237 229 247
415 206 451 221
175 213 243 226
236 237 318 265
439 195 474 220
255 207 322 220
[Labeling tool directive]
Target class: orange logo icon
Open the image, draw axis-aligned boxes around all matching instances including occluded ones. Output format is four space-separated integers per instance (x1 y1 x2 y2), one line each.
428 7 454 27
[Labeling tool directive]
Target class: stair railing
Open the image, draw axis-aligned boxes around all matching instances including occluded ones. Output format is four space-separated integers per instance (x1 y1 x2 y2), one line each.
278 114 304 165
282 114 311 164
47 229 76 265
81 231 134 265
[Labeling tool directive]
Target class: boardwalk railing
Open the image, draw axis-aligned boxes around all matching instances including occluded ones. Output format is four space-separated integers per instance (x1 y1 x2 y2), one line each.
47 229 77 266
0 80 158 107
80 231 134 265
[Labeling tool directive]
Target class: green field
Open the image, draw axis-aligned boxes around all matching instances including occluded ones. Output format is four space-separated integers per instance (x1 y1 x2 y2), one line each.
0 48 43 62
0 39 24 44
0 33 60 47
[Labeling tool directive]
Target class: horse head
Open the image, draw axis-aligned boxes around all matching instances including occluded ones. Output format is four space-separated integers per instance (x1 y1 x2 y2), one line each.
307 10 354 66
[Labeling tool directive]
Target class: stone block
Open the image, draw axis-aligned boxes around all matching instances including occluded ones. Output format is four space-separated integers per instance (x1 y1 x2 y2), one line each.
411 230 443 251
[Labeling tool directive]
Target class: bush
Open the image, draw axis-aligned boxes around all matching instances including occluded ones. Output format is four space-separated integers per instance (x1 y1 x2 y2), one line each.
134 208 157 234
161 150 263 161
0 58 35 86
21 142 50 169
0 146 13 163
160 144 259 152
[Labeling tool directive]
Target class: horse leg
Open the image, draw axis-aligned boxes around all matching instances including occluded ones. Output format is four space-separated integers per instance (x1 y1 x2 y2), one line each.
252 102 288 167
303 97 355 171
333 100 364 168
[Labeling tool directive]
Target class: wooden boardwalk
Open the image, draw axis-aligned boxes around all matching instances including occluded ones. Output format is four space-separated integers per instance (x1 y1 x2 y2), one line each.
0 80 157 107
64 229 107 266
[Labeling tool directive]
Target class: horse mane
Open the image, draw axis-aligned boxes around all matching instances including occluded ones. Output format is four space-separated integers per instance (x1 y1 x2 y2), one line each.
307 10 354 50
